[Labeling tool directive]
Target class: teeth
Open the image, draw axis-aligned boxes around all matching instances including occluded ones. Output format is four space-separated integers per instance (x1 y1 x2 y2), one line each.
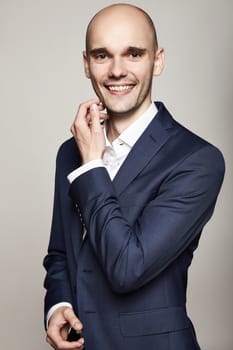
108 85 132 91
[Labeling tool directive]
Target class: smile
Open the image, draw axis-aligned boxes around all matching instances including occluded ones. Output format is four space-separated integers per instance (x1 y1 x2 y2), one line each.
107 85 134 92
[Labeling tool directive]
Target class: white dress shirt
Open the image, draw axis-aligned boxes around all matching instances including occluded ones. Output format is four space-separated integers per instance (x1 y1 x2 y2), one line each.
68 102 158 183
47 102 158 326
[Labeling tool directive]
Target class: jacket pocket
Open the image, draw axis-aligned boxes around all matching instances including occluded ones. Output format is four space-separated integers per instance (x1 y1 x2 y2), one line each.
119 306 190 337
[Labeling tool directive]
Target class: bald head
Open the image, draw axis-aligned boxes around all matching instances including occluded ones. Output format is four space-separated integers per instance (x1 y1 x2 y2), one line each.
85 4 158 54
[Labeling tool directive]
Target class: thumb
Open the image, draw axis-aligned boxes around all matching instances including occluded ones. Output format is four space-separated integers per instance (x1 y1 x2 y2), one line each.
63 308 83 333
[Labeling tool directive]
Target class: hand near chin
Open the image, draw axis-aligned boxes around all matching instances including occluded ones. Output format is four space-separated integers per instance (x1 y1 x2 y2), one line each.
46 306 84 350
71 99 108 164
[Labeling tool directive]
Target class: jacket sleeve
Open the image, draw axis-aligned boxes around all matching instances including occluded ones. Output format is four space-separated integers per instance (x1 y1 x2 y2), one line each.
69 144 225 294
43 147 73 317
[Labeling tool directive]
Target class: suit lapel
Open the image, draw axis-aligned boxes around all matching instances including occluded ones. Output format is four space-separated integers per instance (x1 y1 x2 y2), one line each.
113 102 176 196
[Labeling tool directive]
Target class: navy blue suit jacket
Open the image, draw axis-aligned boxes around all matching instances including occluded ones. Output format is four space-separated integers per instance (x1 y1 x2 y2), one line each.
44 102 225 350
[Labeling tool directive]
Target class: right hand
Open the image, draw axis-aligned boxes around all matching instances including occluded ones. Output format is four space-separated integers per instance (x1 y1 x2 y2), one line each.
46 306 84 350
70 99 108 164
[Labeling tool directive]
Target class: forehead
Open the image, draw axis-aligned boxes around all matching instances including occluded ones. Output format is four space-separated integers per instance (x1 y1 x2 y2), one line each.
87 8 154 51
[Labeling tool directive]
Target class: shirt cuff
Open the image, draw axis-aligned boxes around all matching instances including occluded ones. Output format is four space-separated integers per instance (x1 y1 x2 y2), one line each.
67 159 105 183
46 302 72 329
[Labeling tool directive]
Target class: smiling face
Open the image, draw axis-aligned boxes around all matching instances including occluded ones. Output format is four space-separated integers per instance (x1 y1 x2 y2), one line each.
83 5 164 120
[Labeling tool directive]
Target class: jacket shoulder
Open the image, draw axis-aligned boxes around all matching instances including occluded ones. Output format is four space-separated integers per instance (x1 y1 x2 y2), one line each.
155 102 225 175
56 137 81 173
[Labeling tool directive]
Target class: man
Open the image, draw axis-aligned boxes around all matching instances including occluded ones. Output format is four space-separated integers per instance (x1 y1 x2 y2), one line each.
43 4 225 350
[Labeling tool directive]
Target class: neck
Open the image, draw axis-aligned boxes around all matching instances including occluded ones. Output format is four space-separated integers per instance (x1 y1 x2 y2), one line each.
106 101 152 143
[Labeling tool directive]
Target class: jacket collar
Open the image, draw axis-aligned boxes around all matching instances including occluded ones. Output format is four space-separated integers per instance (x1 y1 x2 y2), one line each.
112 102 176 196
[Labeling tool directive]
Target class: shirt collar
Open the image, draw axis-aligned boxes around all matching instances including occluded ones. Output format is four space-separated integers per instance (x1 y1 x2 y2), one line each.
117 102 157 148
105 102 158 148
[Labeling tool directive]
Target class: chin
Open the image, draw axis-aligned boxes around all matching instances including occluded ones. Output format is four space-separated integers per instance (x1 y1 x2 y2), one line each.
104 100 138 116
106 106 136 117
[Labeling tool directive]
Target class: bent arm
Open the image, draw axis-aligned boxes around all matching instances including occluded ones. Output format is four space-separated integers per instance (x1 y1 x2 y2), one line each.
70 145 225 293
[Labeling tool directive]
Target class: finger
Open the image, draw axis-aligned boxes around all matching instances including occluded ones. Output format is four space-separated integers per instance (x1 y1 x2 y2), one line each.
47 331 83 350
87 112 109 127
76 337 85 349
63 308 83 333
96 102 105 112
90 103 108 124
77 99 106 124
89 103 103 132
61 324 70 340
71 99 106 135
83 101 107 125
46 335 56 349
76 99 100 123
47 318 82 349
72 99 100 132
99 112 109 123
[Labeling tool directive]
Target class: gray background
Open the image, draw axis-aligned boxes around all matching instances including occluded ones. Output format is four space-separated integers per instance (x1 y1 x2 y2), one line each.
0 1 232 349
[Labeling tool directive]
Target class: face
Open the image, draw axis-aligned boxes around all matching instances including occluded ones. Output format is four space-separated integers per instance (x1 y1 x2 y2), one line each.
83 7 164 118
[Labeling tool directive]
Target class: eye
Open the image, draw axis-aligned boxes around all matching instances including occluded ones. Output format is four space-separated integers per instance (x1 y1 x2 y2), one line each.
130 51 140 58
127 49 146 59
95 53 107 60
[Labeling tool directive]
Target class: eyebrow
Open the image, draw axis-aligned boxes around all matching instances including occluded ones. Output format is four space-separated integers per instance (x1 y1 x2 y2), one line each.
87 48 108 58
88 46 147 56
127 46 147 54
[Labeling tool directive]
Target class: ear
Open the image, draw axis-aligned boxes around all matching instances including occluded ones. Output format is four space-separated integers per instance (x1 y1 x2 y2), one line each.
83 51 91 79
153 48 165 76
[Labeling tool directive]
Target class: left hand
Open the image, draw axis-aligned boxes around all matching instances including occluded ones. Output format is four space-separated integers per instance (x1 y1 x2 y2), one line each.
71 99 108 164
46 307 84 350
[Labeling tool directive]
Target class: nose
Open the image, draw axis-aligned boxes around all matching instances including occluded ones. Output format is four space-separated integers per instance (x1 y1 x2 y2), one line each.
109 57 127 79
